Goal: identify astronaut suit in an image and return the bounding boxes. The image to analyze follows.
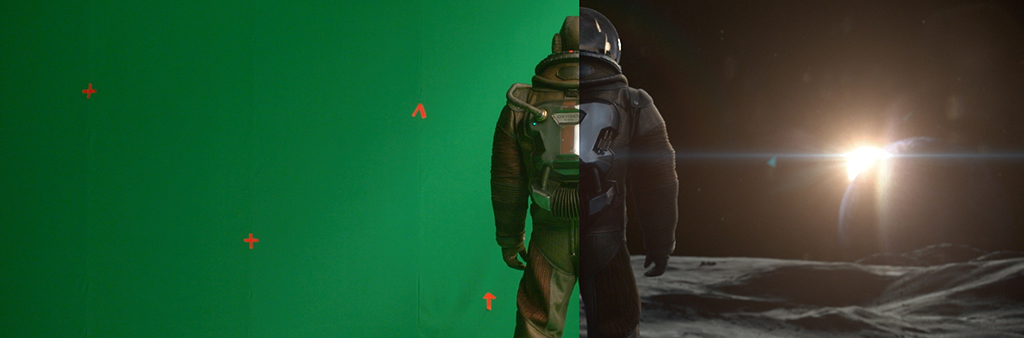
[577,7,679,338]
[491,8,678,338]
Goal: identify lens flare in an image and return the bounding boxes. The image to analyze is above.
[845,147,891,181]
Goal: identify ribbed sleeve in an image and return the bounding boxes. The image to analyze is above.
[627,112,679,259]
[491,107,530,243]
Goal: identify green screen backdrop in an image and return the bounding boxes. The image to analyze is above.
[0,1,579,337]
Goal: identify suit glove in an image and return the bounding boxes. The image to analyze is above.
[497,232,528,270]
[643,255,669,277]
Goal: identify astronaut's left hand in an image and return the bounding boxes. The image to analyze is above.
[643,255,669,277]
[501,245,528,271]
[497,232,528,270]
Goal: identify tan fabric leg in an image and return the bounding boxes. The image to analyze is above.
[513,240,578,338]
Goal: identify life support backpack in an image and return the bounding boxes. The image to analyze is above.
[506,84,580,221]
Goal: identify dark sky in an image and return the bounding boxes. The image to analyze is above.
[580,0,1024,260]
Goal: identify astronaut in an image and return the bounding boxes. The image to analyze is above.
[491,15,580,338]
[578,7,679,338]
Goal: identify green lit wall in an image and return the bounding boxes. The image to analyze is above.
[0,1,579,337]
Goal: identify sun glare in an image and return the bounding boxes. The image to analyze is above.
[845,147,891,181]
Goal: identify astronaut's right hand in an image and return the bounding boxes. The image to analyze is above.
[644,255,669,277]
[496,232,528,270]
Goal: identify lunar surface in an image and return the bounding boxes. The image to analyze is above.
[580,245,1024,337]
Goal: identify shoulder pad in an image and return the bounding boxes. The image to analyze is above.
[628,87,653,108]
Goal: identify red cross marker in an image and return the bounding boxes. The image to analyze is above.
[244,233,259,249]
[82,83,97,98]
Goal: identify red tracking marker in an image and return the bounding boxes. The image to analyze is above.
[412,103,426,118]
[82,83,96,98]
[483,292,496,311]
[244,233,259,249]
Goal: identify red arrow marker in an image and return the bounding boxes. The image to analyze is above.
[412,103,426,118]
[483,292,496,311]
